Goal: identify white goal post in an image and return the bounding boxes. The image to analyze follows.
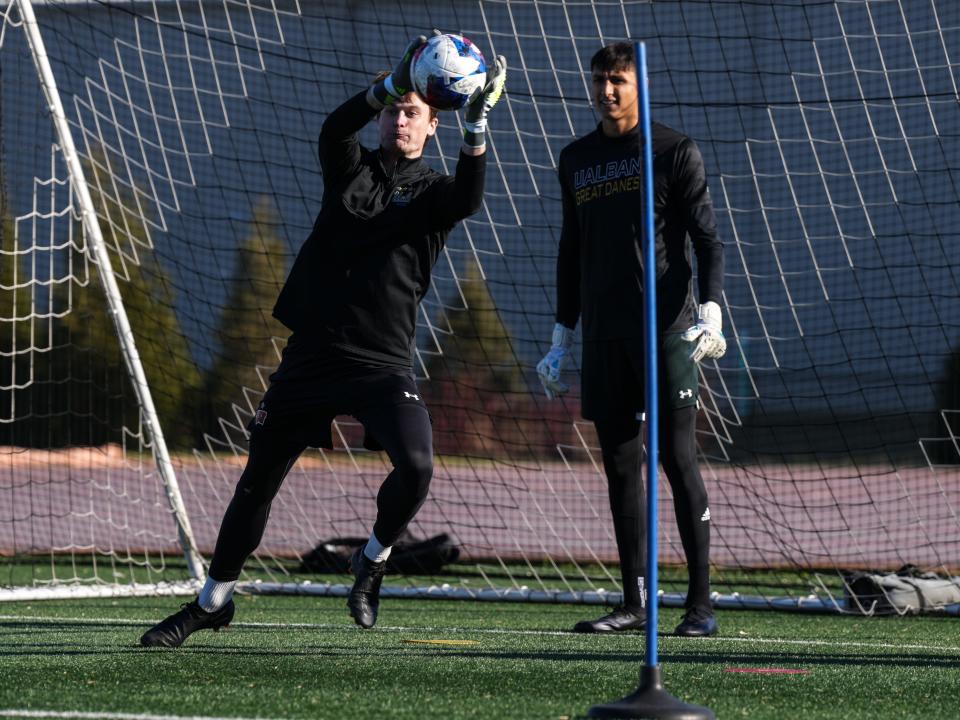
[11,0,204,595]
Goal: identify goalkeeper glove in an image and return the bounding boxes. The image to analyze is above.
[681,300,727,362]
[536,323,574,400]
[462,54,507,148]
[368,34,429,109]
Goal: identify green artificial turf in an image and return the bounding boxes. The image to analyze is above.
[0,595,957,719]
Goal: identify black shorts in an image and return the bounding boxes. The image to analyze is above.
[248,345,426,450]
[581,333,698,421]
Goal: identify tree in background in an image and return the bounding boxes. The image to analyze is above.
[198,198,288,442]
[423,257,568,460]
[43,151,202,449]
[426,256,526,394]
[0,163,25,435]
[0,162,58,447]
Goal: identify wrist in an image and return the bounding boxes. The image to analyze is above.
[368,72,407,110]
[366,85,386,110]
[552,322,574,350]
[368,78,399,108]
[463,117,488,148]
[462,131,485,148]
[384,74,405,99]
[464,116,487,133]
[698,301,722,331]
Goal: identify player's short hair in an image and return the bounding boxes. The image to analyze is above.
[590,42,635,74]
[372,71,439,120]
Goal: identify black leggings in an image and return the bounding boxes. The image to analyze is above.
[208,401,434,581]
[594,404,711,611]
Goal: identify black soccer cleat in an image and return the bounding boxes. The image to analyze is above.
[140,599,235,648]
[573,605,647,633]
[674,606,718,637]
[347,546,387,629]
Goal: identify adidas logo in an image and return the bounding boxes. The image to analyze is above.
[701,508,711,522]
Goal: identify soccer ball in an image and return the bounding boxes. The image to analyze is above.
[411,34,487,111]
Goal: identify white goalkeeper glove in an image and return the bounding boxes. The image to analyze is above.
[536,323,574,400]
[462,54,507,148]
[367,34,428,109]
[681,300,727,362]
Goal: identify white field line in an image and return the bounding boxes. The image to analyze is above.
[1,614,959,655]
[0,711,281,720]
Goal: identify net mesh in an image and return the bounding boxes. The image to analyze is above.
[1,0,958,608]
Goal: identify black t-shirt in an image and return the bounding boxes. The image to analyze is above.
[273,91,487,368]
[555,121,723,340]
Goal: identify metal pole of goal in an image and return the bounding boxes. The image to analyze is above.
[587,41,714,720]
[15,0,206,584]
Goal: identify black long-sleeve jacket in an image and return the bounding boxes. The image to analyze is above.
[555,121,723,340]
[273,91,486,367]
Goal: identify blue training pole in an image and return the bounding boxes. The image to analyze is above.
[636,40,659,670]
[586,41,715,720]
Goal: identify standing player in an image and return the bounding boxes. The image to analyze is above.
[536,42,724,637]
[141,35,507,646]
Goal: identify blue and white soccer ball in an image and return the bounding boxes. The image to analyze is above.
[411,33,487,111]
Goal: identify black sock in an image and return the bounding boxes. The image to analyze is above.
[595,416,647,612]
[661,405,711,611]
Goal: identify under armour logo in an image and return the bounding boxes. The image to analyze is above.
[403,391,420,401]
[679,388,693,399]
[701,508,711,522]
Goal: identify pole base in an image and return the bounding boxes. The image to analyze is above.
[587,665,715,719]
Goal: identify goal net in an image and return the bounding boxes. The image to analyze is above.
[2,0,958,611]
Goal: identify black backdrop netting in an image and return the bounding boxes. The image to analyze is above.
[1,0,959,601]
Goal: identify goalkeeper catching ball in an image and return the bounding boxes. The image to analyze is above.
[140,32,506,646]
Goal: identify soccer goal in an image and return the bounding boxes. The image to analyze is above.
[2,0,958,612]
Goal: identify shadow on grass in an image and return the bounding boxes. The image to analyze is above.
[660,649,960,670]
[2,633,959,672]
